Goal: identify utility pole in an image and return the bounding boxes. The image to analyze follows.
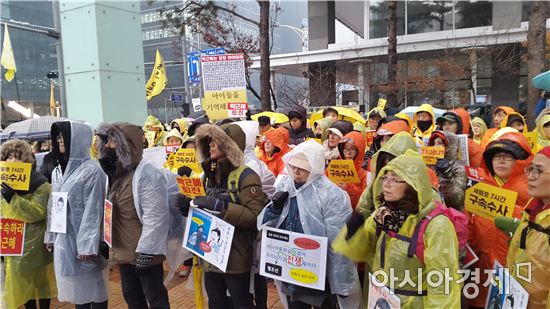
[181,19,192,109]
[51,0,67,117]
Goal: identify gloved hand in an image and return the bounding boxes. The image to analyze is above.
[495,216,521,236]
[193,196,228,213]
[434,158,452,178]
[177,194,192,216]
[1,182,16,203]
[346,211,365,239]
[177,166,193,177]
[364,149,375,161]
[271,191,289,210]
[135,253,155,273]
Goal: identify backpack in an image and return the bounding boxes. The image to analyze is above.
[205,165,256,204]
[379,201,468,266]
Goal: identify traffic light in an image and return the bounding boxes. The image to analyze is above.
[46,71,59,79]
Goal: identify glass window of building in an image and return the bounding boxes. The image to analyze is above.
[407,1,453,34]
[455,1,492,29]
[369,0,405,39]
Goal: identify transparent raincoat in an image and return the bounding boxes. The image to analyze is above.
[45,121,108,304]
[333,150,461,308]
[258,140,361,301]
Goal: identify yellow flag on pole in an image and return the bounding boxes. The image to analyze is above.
[145,49,168,101]
[50,82,56,116]
[1,24,16,82]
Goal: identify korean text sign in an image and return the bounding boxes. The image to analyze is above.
[173,148,202,173]
[103,200,113,247]
[326,159,360,184]
[0,162,32,190]
[176,177,206,198]
[465,182,517,221]
[260,227,328,290]
[182,207,235,272]
[420,146,445,165]
[0,218,26,256]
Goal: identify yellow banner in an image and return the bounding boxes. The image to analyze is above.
[202,89,248,120]
[465,182,517,221]
[145,49,167,101]
[326,159,360,184]
[173,148,203,173]
[420,146,445,165]
[176,177,206,198]
[0,162,32,191]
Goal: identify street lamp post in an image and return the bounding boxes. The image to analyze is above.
[349,59,373,111]
[275,24,308,52]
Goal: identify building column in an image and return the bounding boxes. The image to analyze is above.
[59,1,147,127]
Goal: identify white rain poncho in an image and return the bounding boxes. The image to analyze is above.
[258,140,360,299]
[45,120,108,304]
[234,120,276,197]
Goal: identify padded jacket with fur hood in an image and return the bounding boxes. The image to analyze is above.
[195,124,266,274]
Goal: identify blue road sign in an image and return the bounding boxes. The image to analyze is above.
[170,93,184,103]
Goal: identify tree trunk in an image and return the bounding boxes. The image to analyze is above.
[258,0,272,111]
[387,0,398,108]
[527,1,549,129]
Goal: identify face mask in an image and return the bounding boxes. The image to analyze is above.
[417,120,433,132]
[99,148,118,173]
[105,148,118,161]
[315,133,322,139]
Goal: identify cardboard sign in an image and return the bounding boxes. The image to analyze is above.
[367,273,401,309]
[183,207,235,272]
[326,159,360,184]
[523,131,538,152]
[377,98,387,110]
[165,153,175,169]
[103,200,113,248]
[485,261,529,309]
[420,146,445,165]
[0,162,32,191]
[260,227,328,291]
[173,148,202,173]
[366,130,376,147]
[50,192,68,234]
[145,131,156,148]
[0,218,25,256]
[176,177,206,198]
[164,144,180,154]
[465,182,517,221]
[227,102,248,118]
[457,134,470,166]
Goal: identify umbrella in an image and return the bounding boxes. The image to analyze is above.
[251,111,289,124]
[533,70,550,91]
[399,106,447,121]
[0,116,67,143]
[309,106,366,126]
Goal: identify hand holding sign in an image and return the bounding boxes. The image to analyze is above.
[326,160,360,184]
[0,162,32,191]
[420,146,445,165]
[465,182,517,221]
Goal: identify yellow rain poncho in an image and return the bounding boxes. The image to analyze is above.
[507,198,550,309]
[471,117,488,144]
[170,118,191,136]
[1,180,57,308]
[366,107,387,130]
[411,104,436,145]
[143,115,167,147]
[313,116,335,142]
[163,128,185,147]
[535,114,550,149]
[333,151,461,308]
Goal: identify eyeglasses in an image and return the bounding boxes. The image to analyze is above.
[379,176,407,186]
[343,147,358,153]
[492,154,515,162]
[524,165,550,181]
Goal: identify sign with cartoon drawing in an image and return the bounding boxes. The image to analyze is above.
[182,207,234,272]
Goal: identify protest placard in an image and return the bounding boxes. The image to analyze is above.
[367,273,401,309]
[176,177,206,198]
[182,207,235,272]
[0,161,32,191]
[103,200,113,248]
[457,134,470,166]
[50,192,68,234]
[366,130,376,147]
[523,131,538,152]
[326,159,360,184]
[420,146,445,165]
[485,261,528,309]
[173,148,202,173]
[164,144,180,154]
[0,218,25,256]
[377,98,387,110]
[465,182,517,221]
[260,227,328,290]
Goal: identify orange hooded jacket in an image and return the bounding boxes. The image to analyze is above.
[450,108,483,167]
[339,131,367,209]
[480,106,515,150]
[260,127,290,177]
[467,132,533,308]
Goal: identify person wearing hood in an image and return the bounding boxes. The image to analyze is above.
[467,132,533,308]
[163,128,185,147]
[366,107,387,131]
[170,118,191,136]
[323,120,354,162]
[313,117,335,142]
[471,117,488,144]
[411,104,436,145]
[44,121,108,308]
[333,151,461,308]
[95,122,170,308]
[502,112,527,133]
[362,118,410,171]
[507,146,550,309]
[260,127,290,177]
[287,106,315,146]
[143,115,167,147]
[337,131,367,209]
[480,106,515,149]
[437,109,483,167]
[259,140,360,309]
[535,113,550,150]
[177,123,266,309]
[1,140,57,309]
[427,131,468,211]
